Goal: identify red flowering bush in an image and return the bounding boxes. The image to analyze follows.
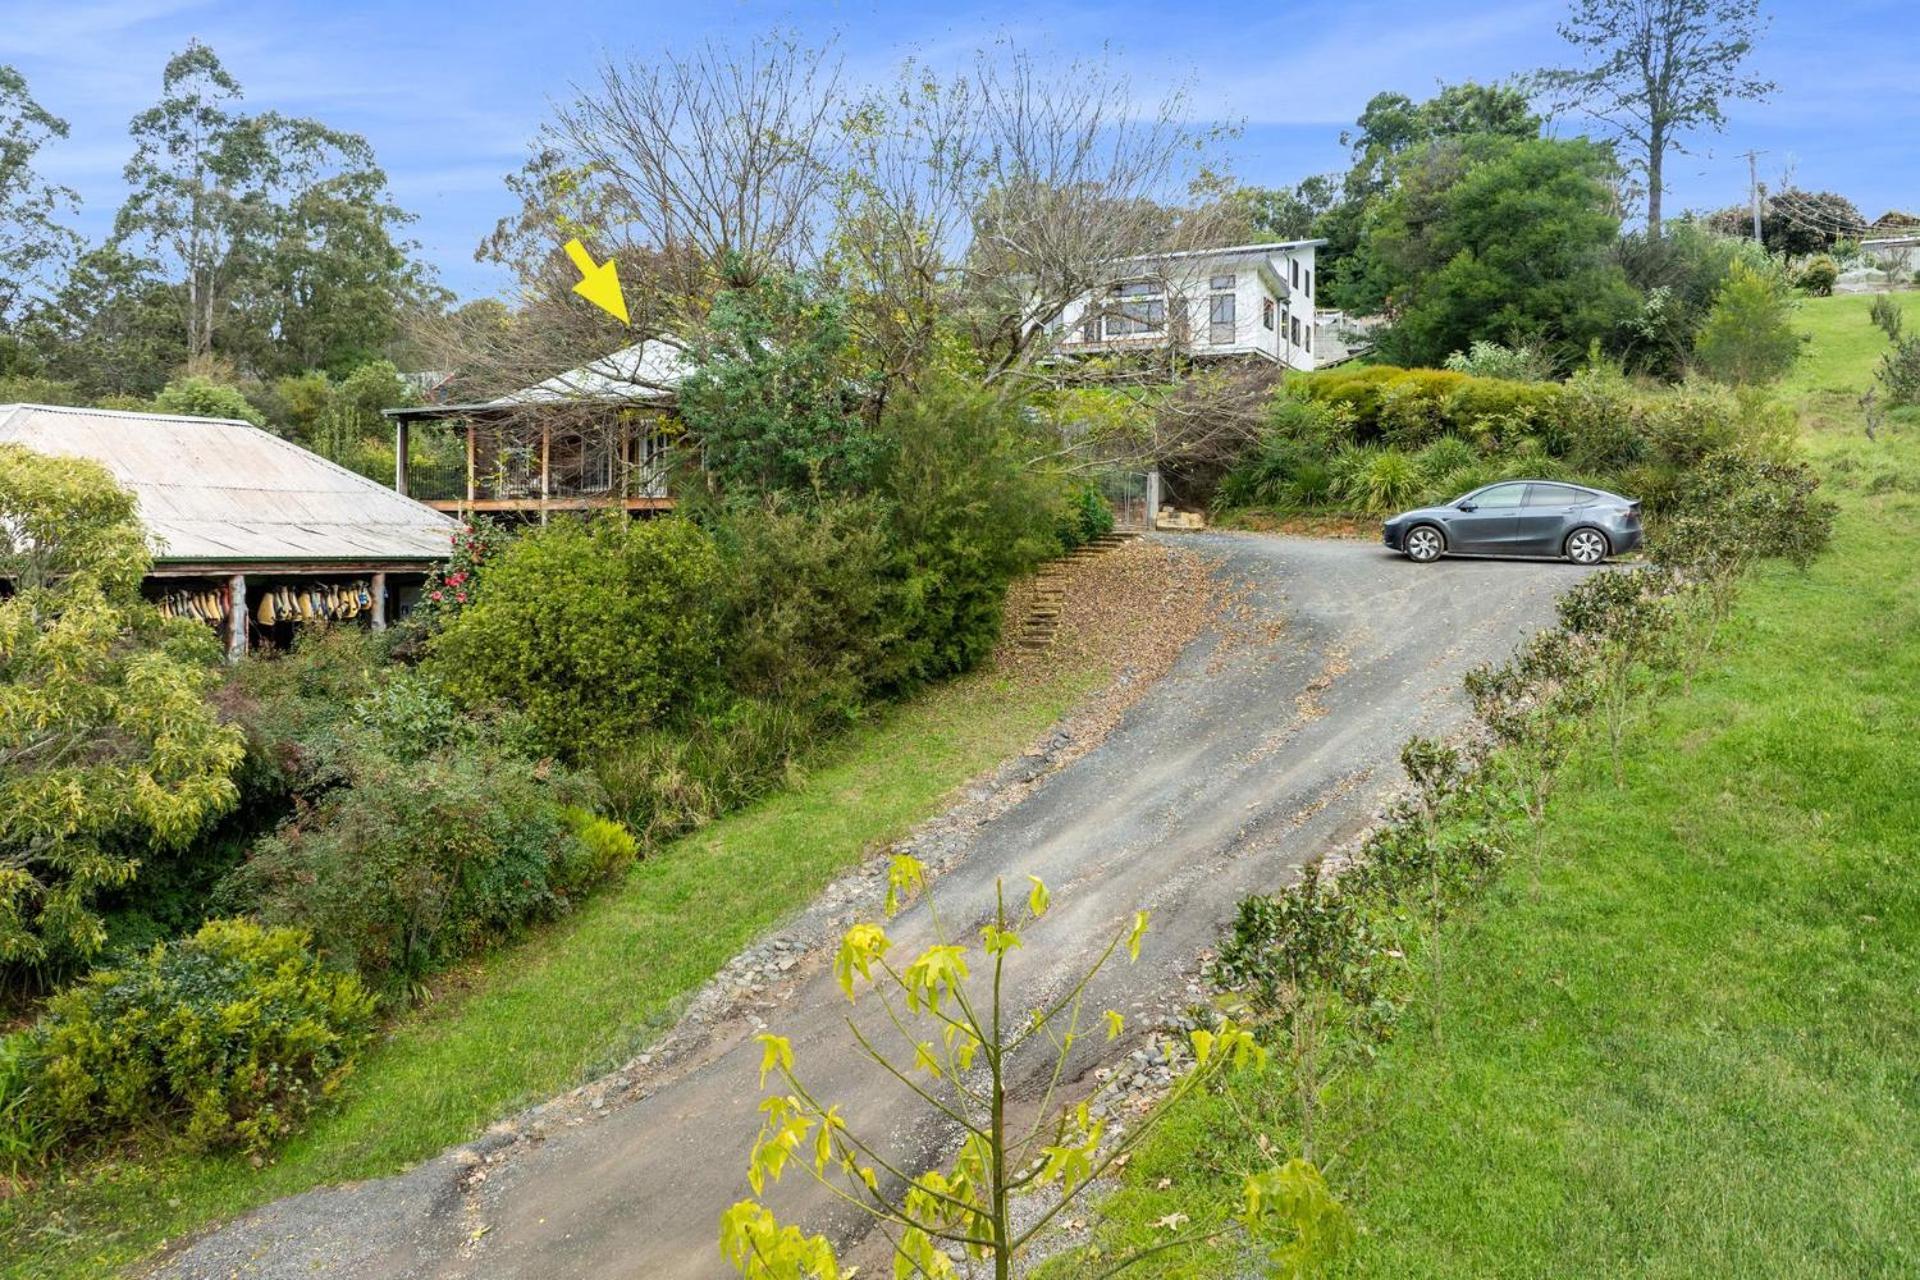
[417,518,502,625]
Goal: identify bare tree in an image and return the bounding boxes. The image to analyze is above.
[959,51,1236,379]
[1541,0,1775,238]
[548,34,843,294]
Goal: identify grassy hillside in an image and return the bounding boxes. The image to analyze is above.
[1049,291,1920,1278]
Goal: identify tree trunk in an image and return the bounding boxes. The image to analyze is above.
[1645,131,1665,239]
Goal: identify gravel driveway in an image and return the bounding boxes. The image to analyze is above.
[148,534,1588,1280]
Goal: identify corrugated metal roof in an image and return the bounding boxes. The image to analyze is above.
[0,403,455,566]
[490,338,691,406]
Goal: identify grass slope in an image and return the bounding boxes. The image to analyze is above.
[1050,292,1920,1278]
[3,662,1101,1279]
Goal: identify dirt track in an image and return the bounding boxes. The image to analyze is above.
[149,533,1590,1280]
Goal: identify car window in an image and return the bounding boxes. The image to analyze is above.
[1524,484,1584,507]
[1470,484,1526,509]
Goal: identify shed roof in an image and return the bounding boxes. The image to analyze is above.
[0,403,454,567]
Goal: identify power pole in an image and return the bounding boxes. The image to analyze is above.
[1743,150,1767,243]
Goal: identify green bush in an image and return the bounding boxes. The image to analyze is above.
[554,806,640,896]
[1794,255,1839,297]
[709,497,896,717]
[427,516,726,755]
[1331,445,1424,515]
[150,376,269,427]
[1694,260,1803,386]
[1056,482,1115,549]
[872,378,1056,689]
[16,919,374,1154]
[1441,339,1558,382]
[1877,336,1920,409]
[1414,436,1480,488]
[221,744,603,991]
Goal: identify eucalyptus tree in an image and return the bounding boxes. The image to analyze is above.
[0,65,80,334]
[114,40,422,373]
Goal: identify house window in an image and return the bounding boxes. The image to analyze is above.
[1262,297,1275,330]
[1104,280,1165,338]
[1081,310,1098,344]
[1304,268,1312,297]
[1290,258,1300,289]
[1291,316,1302,347]
[1208,275,1236,344]
[1305,323,1312,354]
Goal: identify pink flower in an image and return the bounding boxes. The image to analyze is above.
[430,590,444,602]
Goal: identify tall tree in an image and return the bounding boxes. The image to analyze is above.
[1350,135,1640,365]
[22,243,185,396]
[0,65,80,335]
[1317,81,1542,305]
[114,40,423,373]
[1543,0,1775,237]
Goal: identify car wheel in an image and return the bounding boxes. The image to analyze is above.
[1405,525,1445,563]
[1565,527,1609,565]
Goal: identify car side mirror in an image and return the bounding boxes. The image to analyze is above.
[1456,501,1477,512]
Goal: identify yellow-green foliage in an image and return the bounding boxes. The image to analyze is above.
[1301,365,1559,443]
[0,446,245,971]
[555,806,640,893]
[20,919,375,1154]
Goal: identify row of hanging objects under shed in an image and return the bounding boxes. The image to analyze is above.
[155,585,232,625]
[254,580,376,626]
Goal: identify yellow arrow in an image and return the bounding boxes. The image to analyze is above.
[563,238,630,325]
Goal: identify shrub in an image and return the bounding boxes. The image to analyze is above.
[150,376,268,427]
[872,378,1056,688]
[221,744,602,990]
[1794,255,1839,296]
[1442,339,1557,381]
[1332,445,1423,515]
[709,497,896,717]
[16,919,374,1154]
[1551,364,1658,475]
[1869,294,1904,341]
[1,446,244,979]
[427,516,726,755]
[1877,336,1920,409]
[554,806,640,896]
[1057,482,1115,548]
[1415,436,1480,488]
[1694,260,1802,386]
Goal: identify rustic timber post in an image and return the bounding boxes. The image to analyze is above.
[394,419,409,495]
[1145,468,1162,531]
[226,573,248,663]
[539,423,551,525]
[465,423,477,506]
[370,571,388,631]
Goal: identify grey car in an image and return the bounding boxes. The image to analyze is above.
[1382,480,1642,565]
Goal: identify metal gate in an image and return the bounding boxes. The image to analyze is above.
[1098,469,1152,530]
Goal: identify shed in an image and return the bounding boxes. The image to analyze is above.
[0,403,455,658]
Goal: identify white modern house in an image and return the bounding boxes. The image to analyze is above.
[1051,239,1325,370]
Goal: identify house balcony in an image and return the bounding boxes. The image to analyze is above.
[391,412,676,518]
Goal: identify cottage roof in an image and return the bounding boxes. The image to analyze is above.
[384,339,693,420]
[0,403,454,567]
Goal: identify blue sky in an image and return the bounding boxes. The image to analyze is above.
[6,0,1916,300]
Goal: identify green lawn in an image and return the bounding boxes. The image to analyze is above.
[3,659,1104,1279]
[1049,292,1920,1278]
